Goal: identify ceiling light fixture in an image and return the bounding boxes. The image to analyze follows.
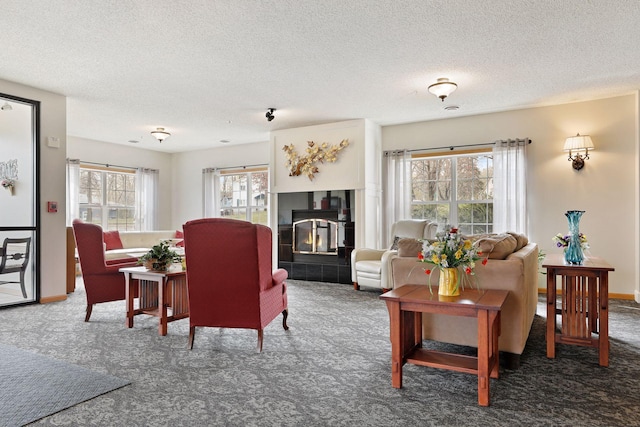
[266,108,276,122]
[150,127,171,143]
[1,102,13,111]
[428,78,458,102]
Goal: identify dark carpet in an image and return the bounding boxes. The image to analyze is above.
[0,279,638,426]
[0,342,129,427]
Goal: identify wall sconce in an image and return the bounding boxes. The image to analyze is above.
[428,78,457,102]
[564,133,594,170]
[150,127,171,143]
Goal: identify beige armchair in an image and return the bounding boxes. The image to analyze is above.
[351,219,437,291]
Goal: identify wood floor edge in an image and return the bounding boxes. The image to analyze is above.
[40,294,68,304]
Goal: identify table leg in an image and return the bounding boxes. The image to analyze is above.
[125,273,134,328]
[490,310,500,379]
[477,309,490,407]
[599,272,609,367]
[546,268,556,358]
[385,300,403,389]
[159,277,168,336]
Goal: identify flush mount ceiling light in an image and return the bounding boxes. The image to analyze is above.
[150,127,171,143]
[1,102,12,111]
[266,108,276,122]
[428,78,458,102]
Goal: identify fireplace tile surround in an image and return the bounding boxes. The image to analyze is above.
[277,190,354,284]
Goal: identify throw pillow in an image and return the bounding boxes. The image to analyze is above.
[397,238,423,257]
[474,234,518,260]
[175,230,184,247]
[506,231,528,251]
[103,230,123,251]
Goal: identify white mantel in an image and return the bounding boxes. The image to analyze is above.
[269,119,383,264]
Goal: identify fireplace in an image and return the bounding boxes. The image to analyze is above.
[277,190,355,284]
[293,218,338,255]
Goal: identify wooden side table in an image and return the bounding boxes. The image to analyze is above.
[380,285,508,407]
[120,266,189,336]
[542,254,614,367]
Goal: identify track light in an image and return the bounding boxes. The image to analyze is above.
[266,108,276,122]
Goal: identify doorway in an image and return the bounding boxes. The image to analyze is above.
[0,93,39,306]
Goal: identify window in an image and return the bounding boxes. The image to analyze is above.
[78,166,137,231]
[410,152,493,235]
[218,168,269,225]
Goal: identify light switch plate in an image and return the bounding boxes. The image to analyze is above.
[47,136,60,148]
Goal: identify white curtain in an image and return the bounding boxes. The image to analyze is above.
[493,139,528,234]
[135,168,159,231]
[202,168,220,217]
[65,158,80,225]
[382,150,411,247]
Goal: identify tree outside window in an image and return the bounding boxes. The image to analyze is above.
[219,170,268,225]
[78,167,136,230]
[411,153,493,235]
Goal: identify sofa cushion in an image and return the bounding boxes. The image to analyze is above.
[474,234,518,260]
[397,238,423,257]
[103,231,123,251]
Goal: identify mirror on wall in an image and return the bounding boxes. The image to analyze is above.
[0,93,39,307]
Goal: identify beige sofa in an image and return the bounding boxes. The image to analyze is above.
[103,230,180,260]
[388,233,539,368]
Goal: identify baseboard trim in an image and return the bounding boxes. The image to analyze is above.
[40,294,67,304]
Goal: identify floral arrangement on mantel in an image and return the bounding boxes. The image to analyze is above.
[417,227,488,295]
[282,138,349,180]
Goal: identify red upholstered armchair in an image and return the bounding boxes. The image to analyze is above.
[183,218,289,352]
[72,219,139,322]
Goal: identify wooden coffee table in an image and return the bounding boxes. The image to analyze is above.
[380,285,508,406]
[120,266,189,336]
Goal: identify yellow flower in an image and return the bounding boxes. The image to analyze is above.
[431,254,439,264]
[463,240,472,250]
[440,254,447,261]
[455,249,463,260]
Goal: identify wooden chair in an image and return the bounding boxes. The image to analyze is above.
[0,237,31,298]
[183,218,289,352]
[72,219,139,321]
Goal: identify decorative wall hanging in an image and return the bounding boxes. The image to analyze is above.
[0,159,18,196]
[282,139,349,180]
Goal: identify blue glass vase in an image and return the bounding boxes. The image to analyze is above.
[564,210,585,265]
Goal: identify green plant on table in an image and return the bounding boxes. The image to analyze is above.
[138,241,182,271]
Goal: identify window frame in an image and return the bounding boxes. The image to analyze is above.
[410,149,494,234]
[217,167,269,225]
[78,164,138,231]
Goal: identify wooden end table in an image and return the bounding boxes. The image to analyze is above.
[380,285,508,407]
[542,254,614,367]
[120,266,189,336]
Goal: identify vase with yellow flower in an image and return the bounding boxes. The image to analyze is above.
[417,227,488,296]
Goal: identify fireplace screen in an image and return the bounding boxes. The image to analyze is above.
[293,219,338,255]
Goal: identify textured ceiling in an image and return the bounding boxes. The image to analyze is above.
[1,1,640,153]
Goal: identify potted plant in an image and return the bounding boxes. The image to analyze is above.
[138,241,182,272]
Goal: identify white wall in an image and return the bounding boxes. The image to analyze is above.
[382,94,639,297]
[0,78,67,301]
[67,137,174,229]
[171,141,270,229]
